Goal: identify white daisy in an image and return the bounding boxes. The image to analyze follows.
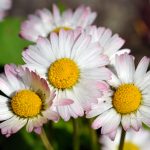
[101,128,150,150]
[0,0,11,20]
[0,64,59,137]
[84,26,130,64]
[22,29,111,121]
[87,53,150,139]
[20,4,97,42]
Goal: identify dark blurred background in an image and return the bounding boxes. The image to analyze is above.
[0,0,149,149]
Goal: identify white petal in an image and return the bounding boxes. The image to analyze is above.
[134,56,150,85]
[0,74,15,96]
[130,113,141,131]
[57,105,70,121]
[37,37,56,61]
[92,108,116,130]
[121,114,131,130]
[139,105,150,118]
[115,53,135,83]
[110,49,131,65]
[86,103,112,118]
[52,4,61,25]
[107,71,121,88]
[42,110,59,122]
[101,111,121,134]
[4,65,24,91]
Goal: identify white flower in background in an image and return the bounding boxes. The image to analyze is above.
[84,26,130,64]
[87,53,150,139]
[101,128,150,150]
[0,65,59,137]
[20,4,97,42]
[22,29,111,121]
[0,0,11,20]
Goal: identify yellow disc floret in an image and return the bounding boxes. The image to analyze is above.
[48,58,80,89]
[123,141,140,150]
[11,90,42,117]
[52,26,72,34]
[113,84,141,114]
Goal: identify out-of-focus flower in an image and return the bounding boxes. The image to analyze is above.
[84,26,130,64]
[22,29,111,121]
[0,65,59,137]
[20,4,97,42]
[101,128,150,150]
[87,53,150,139]
[0,0,11,21]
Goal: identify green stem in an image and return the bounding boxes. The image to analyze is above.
[118,127,126,150]
[73,119,80,150]
[89,119,99,150]
[40,127,54,150]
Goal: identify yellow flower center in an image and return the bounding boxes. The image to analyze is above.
[11,90,42,117]
[113,84,141,114]
[123,141,140,150]
[52,26,72,34]
[48,58,80,89]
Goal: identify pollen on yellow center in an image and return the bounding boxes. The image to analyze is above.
[122,141,140,150]
[11,90,42,117]
[48,58,80,89]
[113,84,141,114]
[52,26,72,34]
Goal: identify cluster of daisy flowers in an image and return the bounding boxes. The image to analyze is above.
[0,3,150,150]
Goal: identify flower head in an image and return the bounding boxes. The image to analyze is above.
[20,4,97,42]
[0,64,59,137]
[87,53,150,139]
[0,0,11,20]
[22,29,111,121]
[101,128,150,150]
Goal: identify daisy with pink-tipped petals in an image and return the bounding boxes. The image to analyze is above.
[22,29,111,121]
[0,0,11,20]
[0,64,59,137]
[87,53,150,139]
[20,4,97,42]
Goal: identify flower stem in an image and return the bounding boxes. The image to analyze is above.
[119,127,126,150]
[40,127,54,150]
[89,119,99,150]
[73,119,80,150]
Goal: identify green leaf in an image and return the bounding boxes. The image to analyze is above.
[0,17,31,65]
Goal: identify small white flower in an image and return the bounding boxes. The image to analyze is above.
[0,0,11,20]
[0,64,59,137]
[101,128,150,150]
[87,53,150,139]
[20,4,97,42]
[84,26,130,64]
[22,29,111,121]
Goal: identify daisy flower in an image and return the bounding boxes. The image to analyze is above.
[101,128,150,150]
[84,26,130,64]
[0,0,11,21]
[87,53,150,139]
[20,4,97,42]
[22,29,111,121]
[0,64,59,137]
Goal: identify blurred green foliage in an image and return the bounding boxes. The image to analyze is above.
[0,118,99,150]
[0,17,31,65]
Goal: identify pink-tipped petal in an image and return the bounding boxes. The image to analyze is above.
[34,127,42,134]
[54,99,74,106]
